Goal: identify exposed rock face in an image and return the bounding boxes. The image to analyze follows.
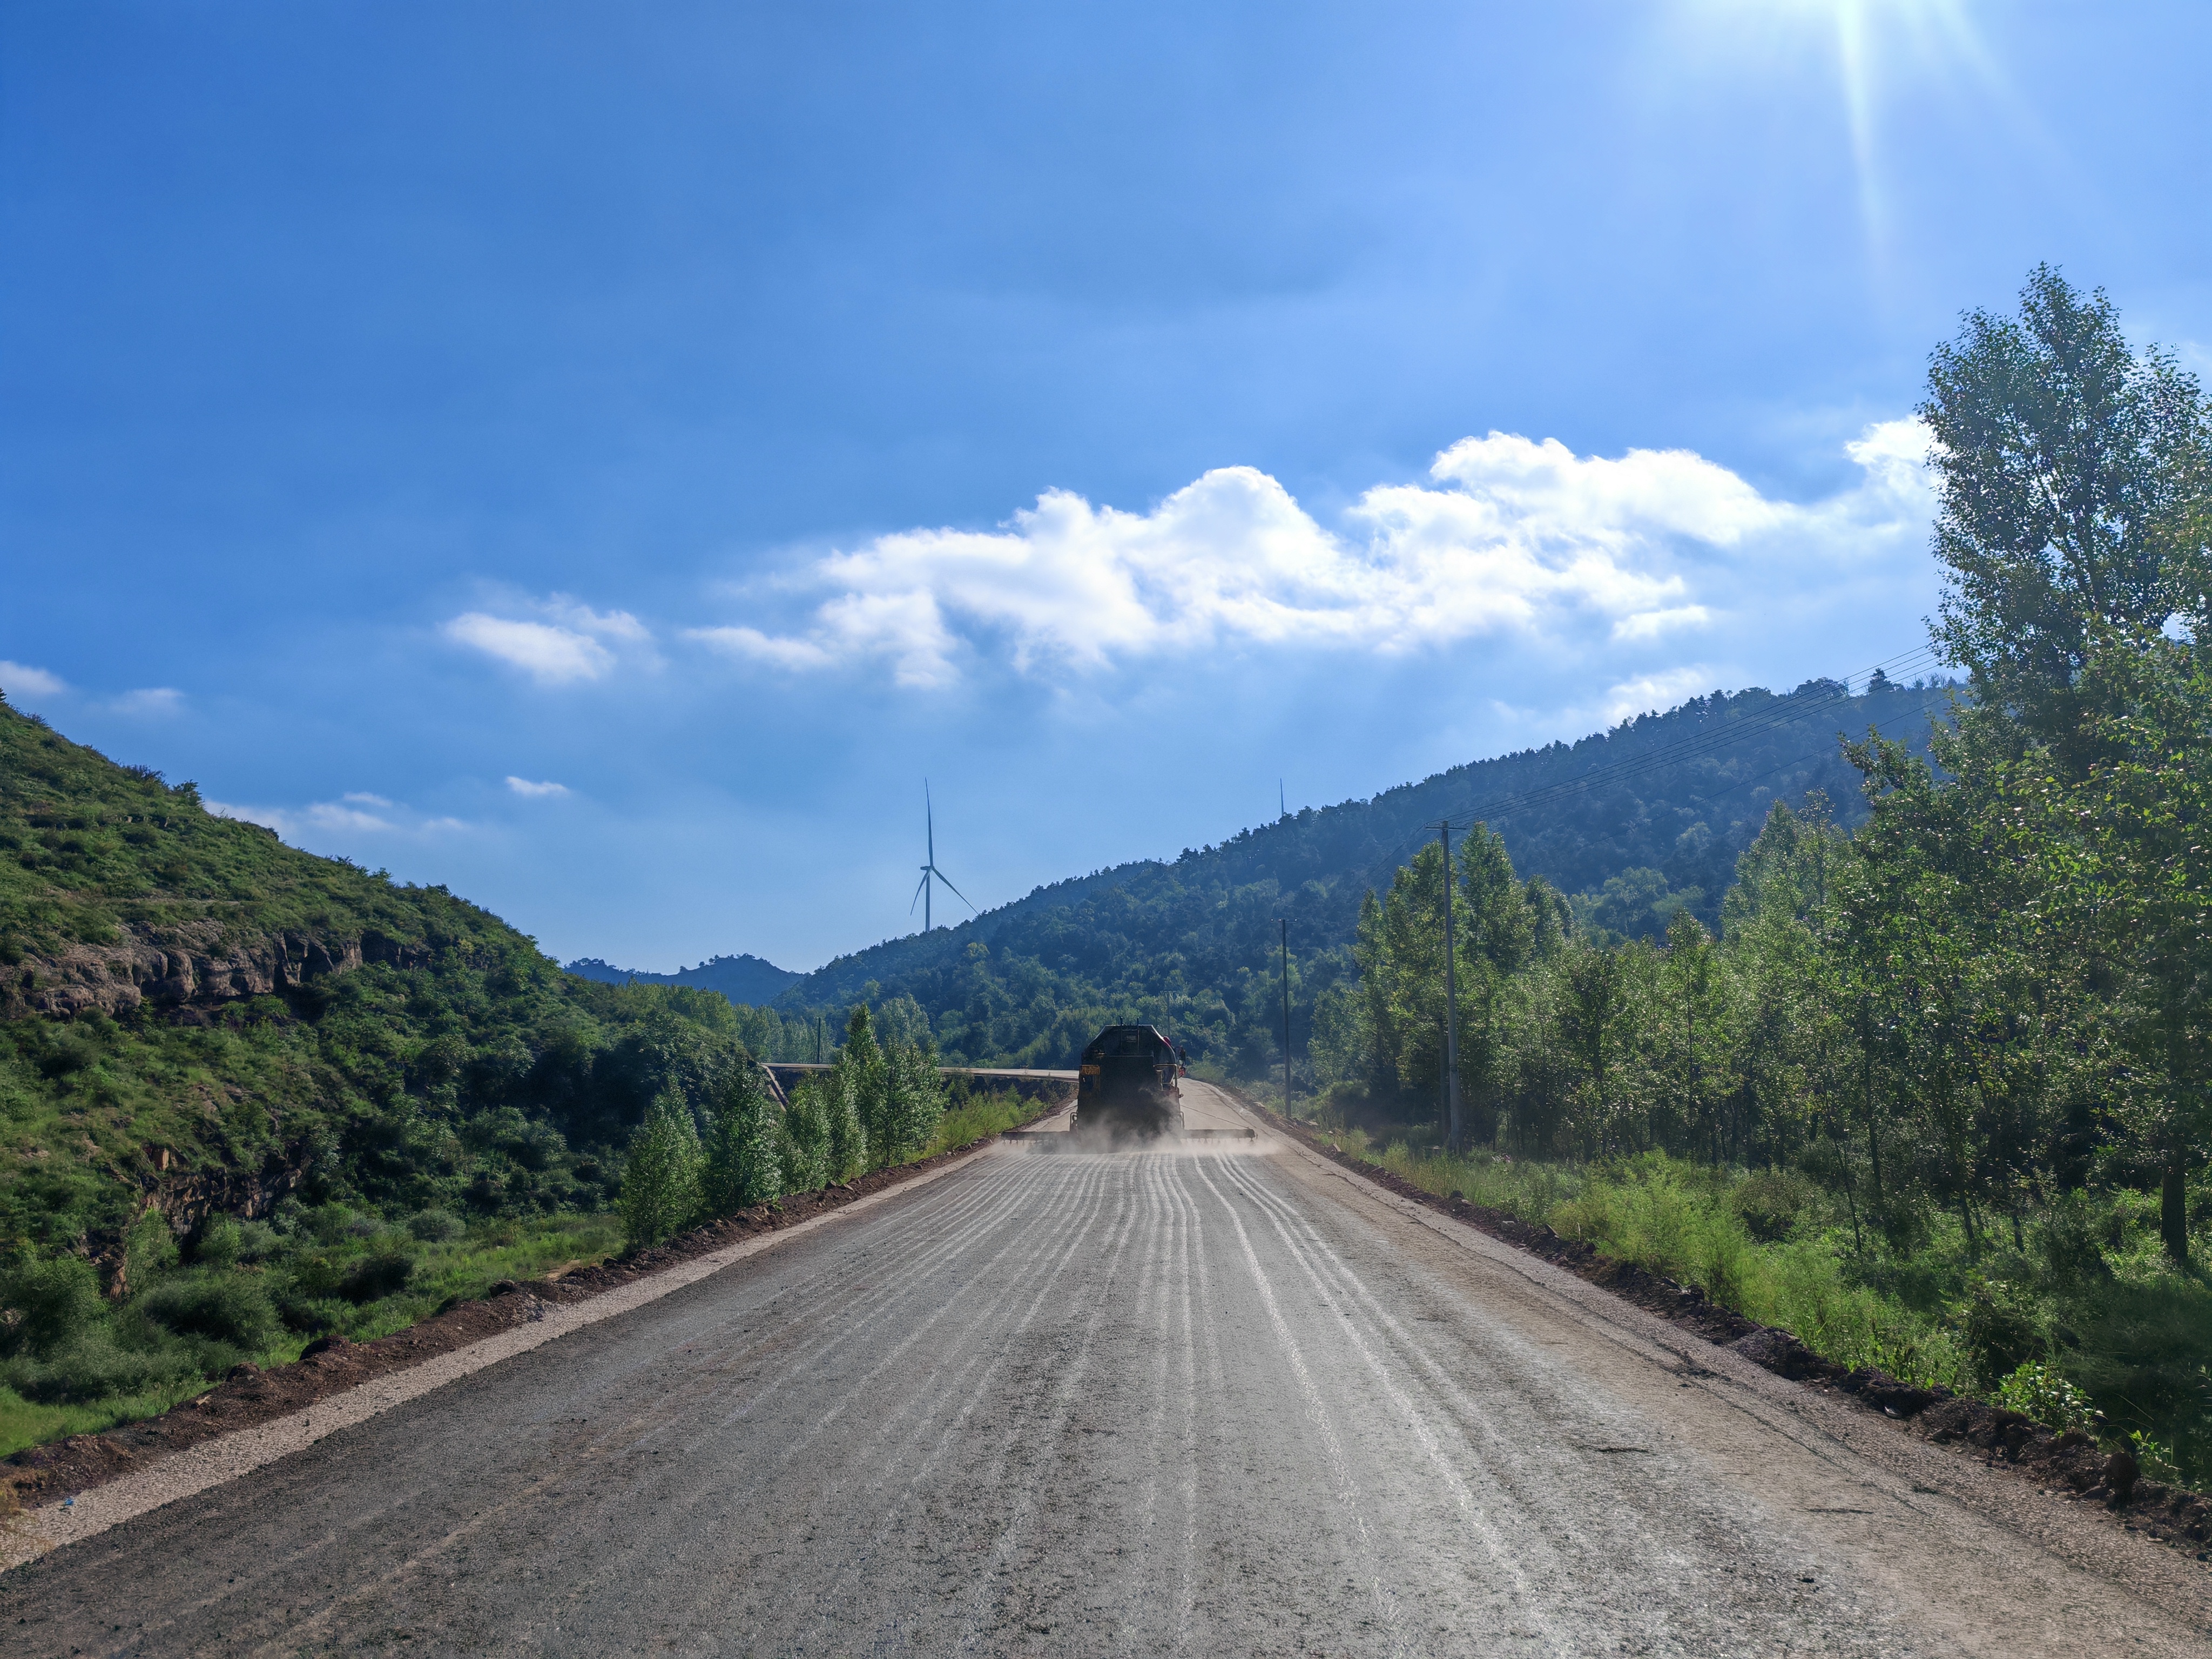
[3,923,430,1020]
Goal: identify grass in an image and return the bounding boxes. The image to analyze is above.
[1309,1128,2212,1485]
[927,1085,1053,1156]
[0,1088,1058,1464]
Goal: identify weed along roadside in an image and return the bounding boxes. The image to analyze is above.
[0,1083,1067,1525]
[1223,1086,2212,1563]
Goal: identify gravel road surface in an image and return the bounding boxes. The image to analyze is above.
[5,1082,2207,1656]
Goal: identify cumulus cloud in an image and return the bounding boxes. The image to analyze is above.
[0,661,66,699]
[697,421,1933,686]
[444,597,653,685]
[1601,666,1721,724]
[506,776,570,798]
[107,687,184,717]
[206,794,469,841]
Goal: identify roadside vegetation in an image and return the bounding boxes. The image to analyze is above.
[0,706,1051,1457]
[1298,268,2212,1489]
[0,1006,1043,1459]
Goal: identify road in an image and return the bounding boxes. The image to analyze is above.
[5,1082,2207,1656]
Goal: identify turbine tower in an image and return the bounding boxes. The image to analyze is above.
[910,780,976,933]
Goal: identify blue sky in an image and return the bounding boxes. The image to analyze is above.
[5,1,2208,972]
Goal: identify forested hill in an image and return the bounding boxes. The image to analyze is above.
[566,952,799,1005]
[768,674,1953,1069]
[0,697,767,1262]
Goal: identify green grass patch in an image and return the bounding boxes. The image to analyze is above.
[1312,1133,2212,1483]
[927,1085,1047,1155]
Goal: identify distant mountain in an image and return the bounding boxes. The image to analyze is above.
[758,676,1956,1072]
[567,952,801,1006]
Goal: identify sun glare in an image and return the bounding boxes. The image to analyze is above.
[1681,0,2005,258]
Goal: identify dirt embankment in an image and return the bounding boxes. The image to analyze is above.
[1244,1097,2212,1564]
[3,1101,1068,1512]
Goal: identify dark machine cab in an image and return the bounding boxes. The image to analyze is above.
[1075,1024,1186,1138]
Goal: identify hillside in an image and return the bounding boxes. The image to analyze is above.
[763,675,1955,1071]
[0,695,754,1273]
[566,952,800,1005]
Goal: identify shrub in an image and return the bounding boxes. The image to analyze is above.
[3,1330,199,1404]
[406,1209,465,1243]
[1961,1276,2045,1387]
[619,1094,704,1250]
[122,1208,179,1287]
[336,1249,415,1304]
[1732,1169,1814,1243]
[1995,1361,2099,1434]
[0,1251,103,1358]
[137,1271,280,1350]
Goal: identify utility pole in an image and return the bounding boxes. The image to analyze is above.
[1439,821,1462,1151]
[1280,918,1292,1117]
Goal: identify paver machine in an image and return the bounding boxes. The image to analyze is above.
[1075,1024,1187,1139]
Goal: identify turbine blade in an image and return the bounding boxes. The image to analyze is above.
[934,868,979,913]
[909,869,929,915]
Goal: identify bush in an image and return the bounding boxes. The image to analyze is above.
[619,1094,703,1250]
[1961,1276,2045,1386]
[3,1330,200,1404]
[1996,1361,2100,1434]
[137,1271,279,1351]
[122,1208,179,1287]
[337,1249,415,1304]
[406,1209,465,1243]
[1733,1170,1814,1243]
[0,1252,104,1358]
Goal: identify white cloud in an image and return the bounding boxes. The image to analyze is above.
[506,776,571,798]
[703,422,1934,686]
[0,661,66,699]
[107,687,184,717]
[206,793,471,841]
[204,800,298,837]
[686,625,837,671]
[444,597,654,685]
[1601,666,1718,724]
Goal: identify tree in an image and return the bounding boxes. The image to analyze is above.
[834,1006,891,1171]
[1560,942,1628,1156]
[877,1037,947,1166]
[619,1092,704,1250]
[1923,265,2211,754]
[780,1078,832,1192]
[2026,633,2212,1262]
[1459,824,1534,1142]
[700,1064,784,1215]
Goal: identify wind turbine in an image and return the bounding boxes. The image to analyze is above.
[910,781,976,933]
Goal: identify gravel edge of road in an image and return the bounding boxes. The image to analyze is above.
[1222,1088,2212,1574]
[0,1095,1073,1525]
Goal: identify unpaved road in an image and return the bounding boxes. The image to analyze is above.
[6,1083,2207,1656]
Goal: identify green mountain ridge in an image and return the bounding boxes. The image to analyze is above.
[765,676,1953,1073]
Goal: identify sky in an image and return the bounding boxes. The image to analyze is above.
[4,1,2209,973]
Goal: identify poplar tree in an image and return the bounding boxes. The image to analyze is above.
[701,1064,784,1215]
[619,1093,704,1249]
